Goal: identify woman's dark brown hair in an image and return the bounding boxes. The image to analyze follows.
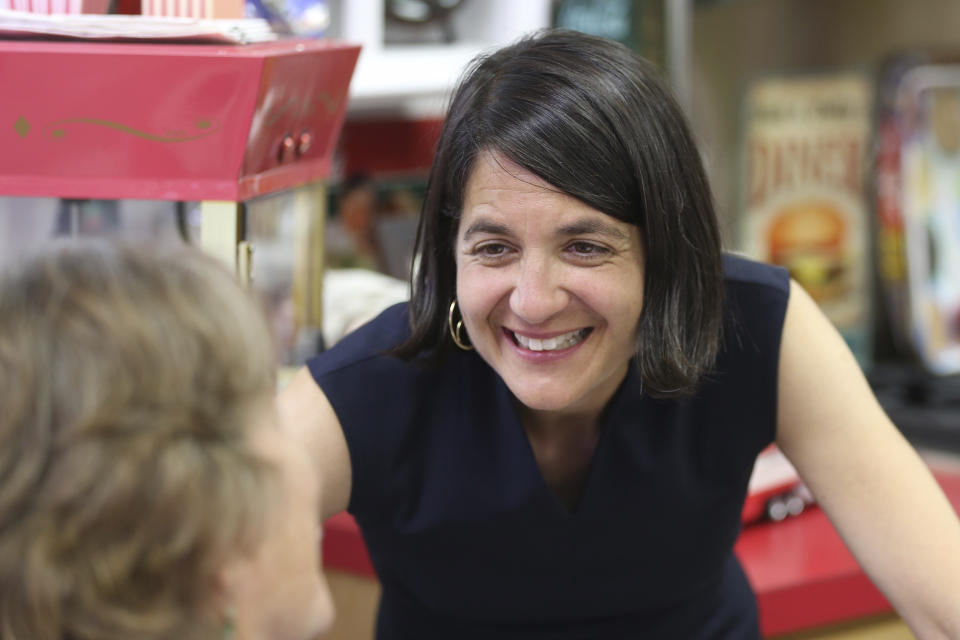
[393,28,724,397]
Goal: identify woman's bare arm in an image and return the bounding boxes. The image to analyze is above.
[776,280,960,639]
[276,366,352,521]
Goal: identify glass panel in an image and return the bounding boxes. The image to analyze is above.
[245,185,326,367]
[0,196,187,270]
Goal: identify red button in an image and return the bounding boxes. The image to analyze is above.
[278,134,296,163]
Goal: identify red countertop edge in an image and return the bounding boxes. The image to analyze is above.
[735,502,893,636]
[321,470,960,636]
[322,512,376,577]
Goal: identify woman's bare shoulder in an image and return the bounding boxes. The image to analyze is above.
[276,367,352,520]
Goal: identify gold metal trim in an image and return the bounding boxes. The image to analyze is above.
[45,118,220,143]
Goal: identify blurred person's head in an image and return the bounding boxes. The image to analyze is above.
[0,240,332,640]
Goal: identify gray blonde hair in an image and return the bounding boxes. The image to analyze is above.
[0,240,278,640]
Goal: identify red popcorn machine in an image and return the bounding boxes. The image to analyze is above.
[0,35,360,368]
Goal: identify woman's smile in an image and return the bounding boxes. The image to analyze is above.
[507,327,592,352]
[503,327,594,366]
[456,152,646,418]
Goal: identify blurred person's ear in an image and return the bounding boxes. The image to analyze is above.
[216,421,335,640]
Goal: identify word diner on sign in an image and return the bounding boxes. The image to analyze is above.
[746,137,863,210]
[746,88,868,209]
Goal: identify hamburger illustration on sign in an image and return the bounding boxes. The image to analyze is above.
[767,200,848,302]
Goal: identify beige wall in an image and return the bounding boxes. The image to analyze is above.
[690,0,960,246]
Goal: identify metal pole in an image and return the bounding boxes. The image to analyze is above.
[665,0,693,116]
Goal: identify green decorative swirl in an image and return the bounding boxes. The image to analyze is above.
[45,118,220,143]
[316,92,340,114]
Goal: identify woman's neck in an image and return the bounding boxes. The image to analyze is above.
[518,404,603,512]
[519,403,602,439]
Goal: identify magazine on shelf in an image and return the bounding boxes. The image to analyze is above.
[0,9,276,43]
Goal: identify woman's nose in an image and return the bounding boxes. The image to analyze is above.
[509,257,568,325]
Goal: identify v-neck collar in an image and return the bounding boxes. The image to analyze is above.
[493,361,644,519]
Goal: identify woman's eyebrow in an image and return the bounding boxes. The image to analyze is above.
[557,219,628,240]
[462,217,628,240]
[462,220,511,239]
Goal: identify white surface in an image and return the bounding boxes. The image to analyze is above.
[322,268,409,347]
[748,446,801,494]
[334,0,552,115]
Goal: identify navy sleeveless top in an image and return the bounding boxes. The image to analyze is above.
[308,254,790,639]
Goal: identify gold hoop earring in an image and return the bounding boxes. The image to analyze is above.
[448,300,474,351]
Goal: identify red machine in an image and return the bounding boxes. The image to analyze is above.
[0,37,359,202]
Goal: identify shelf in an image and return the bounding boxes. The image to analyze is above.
[348,42,491,115]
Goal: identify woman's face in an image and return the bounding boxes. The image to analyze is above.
[221,404,334,640]
[455,153,645,418]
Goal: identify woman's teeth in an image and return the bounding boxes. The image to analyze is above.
[513,329,588,352]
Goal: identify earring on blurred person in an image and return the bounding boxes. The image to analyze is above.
[222,607,236,640]
[448,300,474,351]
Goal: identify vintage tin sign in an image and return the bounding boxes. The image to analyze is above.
[741,73,874,366]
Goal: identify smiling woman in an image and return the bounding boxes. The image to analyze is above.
[279,28,960,640]
[391,28,724,397]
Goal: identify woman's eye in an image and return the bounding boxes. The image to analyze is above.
[480,244,508,256]
[568,242,609,257]
[471,243,513,262]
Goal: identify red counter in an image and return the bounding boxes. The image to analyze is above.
[737,469,960,636]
